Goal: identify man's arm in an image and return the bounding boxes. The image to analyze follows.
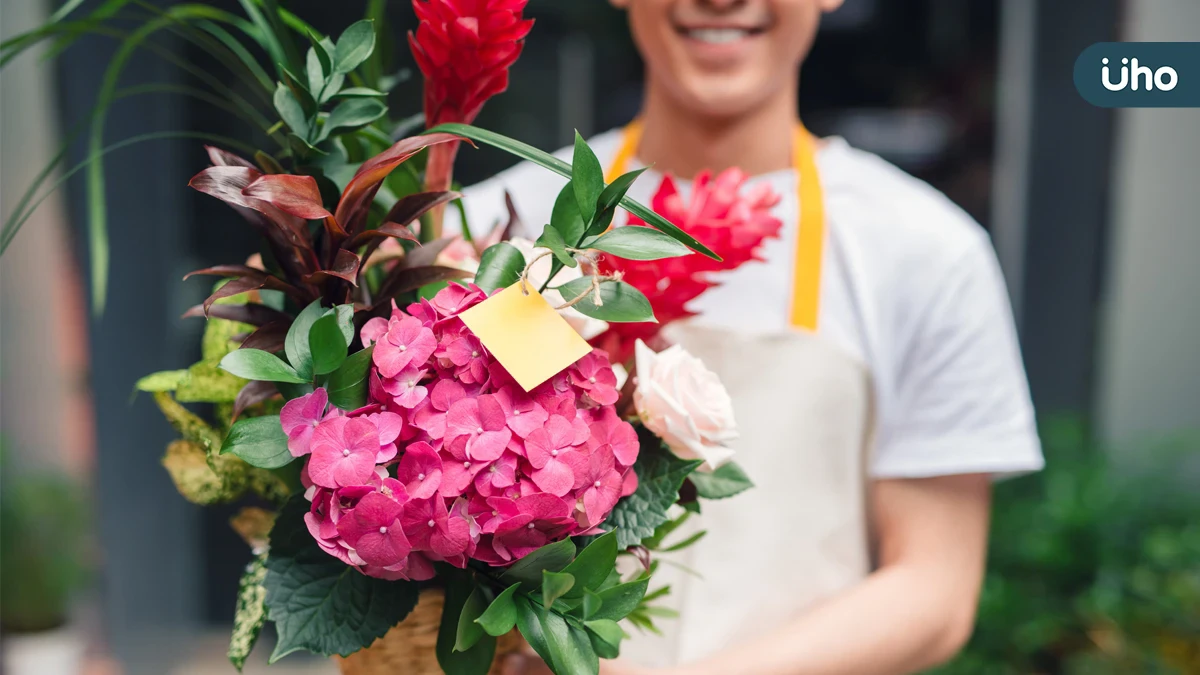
[664,474,991,675]
[504,474,992,675]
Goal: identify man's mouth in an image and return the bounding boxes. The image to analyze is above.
[675,25,767,45]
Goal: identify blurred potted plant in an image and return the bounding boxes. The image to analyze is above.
[0,449,91,675]
[933,418,1200,674]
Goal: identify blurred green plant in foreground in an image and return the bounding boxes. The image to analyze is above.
[0,445,91,634]
[934,418,1200,674]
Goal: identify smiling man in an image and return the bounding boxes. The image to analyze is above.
[458,1,1045,674]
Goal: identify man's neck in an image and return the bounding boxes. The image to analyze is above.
[635,78,800,179]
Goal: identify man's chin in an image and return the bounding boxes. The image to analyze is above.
[671,75,775,120]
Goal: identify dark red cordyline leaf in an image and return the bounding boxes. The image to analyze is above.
[402,236,456,269]
[190,167,320,281]
[201,276,269,315]
[181,302,290,326]
[386,190,460,229]
[242,174,335,222]
[190,166,262,210]
[303,249,361,286]
[239,319,290,353]
[205,145,257,169]
[189,266,310,313]
[375,264,471,307]
[350,222,419,272]
[183,264,264,280]
[476,190,522,255]
[334,133,463,237]
[231,380,281,421]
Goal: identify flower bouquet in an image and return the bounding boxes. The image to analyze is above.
[0,0,757,672]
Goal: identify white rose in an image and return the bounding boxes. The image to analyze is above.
[508,237,609,340]
[633,339,737,470]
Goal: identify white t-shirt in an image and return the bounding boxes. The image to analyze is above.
[452,128,1043,479]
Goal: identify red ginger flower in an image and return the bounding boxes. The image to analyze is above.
[409,0,533,237]
[408,0,534,127]
[597,168,783,362]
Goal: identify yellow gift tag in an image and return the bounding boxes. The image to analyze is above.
[459,283,592,392]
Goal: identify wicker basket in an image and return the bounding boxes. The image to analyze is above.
[336,589,526,675]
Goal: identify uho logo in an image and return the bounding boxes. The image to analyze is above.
[1075,43,1198,108]
[1101,57,1178,92]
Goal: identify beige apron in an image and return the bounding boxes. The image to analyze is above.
[606,124,876,666]
[622,324,874,666]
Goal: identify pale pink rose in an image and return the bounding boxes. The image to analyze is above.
[633,339,737,470]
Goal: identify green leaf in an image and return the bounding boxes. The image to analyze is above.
[438,569,496,675]
[326,346,374,411]
[333,19,375,74]
[501,537,577,591]
[572,131,604,224]
[590,226,692,261]
[319,98,387,142]
[550,182,586,247]
[221,415,292,469]
[583,619,623,660]
[275,381,314,402]
[285,300,325,381]
[536,223,576,268]
[689,461,755,500]
[662,530,707,553]
[282,66,315,113]
[587,168,646,236]
[554,278,655,323]
[642,511,691,551]
[514,596,553,666]
[334,86,387,98]
[425,124,719,261]
[287,132,326,159]
[264,496,420,661]
[320,72,346,105]
[274,82,309,139]
[305,46,326,101]
[228,553,268,671]
[136,370,188,393]
[474,242,526,293]
[603,436,704,548]
[542,571,575,608]
[308,313,348,376]
[454,585,489,653]
[332,305,355,345]
[581,590,602,621]
[475,583,520,637]
[591,579,650,622]
[641,585,671,604]
[541,610,598,675]
[219,350,307,384]
[560,531,619,598]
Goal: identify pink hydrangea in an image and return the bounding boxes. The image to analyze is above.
[280,388,338,457]
[297,283,639,580]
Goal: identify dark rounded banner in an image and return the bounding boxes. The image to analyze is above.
[1075,42,1198,108]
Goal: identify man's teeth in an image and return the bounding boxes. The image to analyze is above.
[687,28,751,44]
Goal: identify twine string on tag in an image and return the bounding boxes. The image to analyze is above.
[517,247,621,309]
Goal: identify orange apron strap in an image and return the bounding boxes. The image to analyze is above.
[788,127,824,332]
[604,122,825,332]
[605,119,642,183]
